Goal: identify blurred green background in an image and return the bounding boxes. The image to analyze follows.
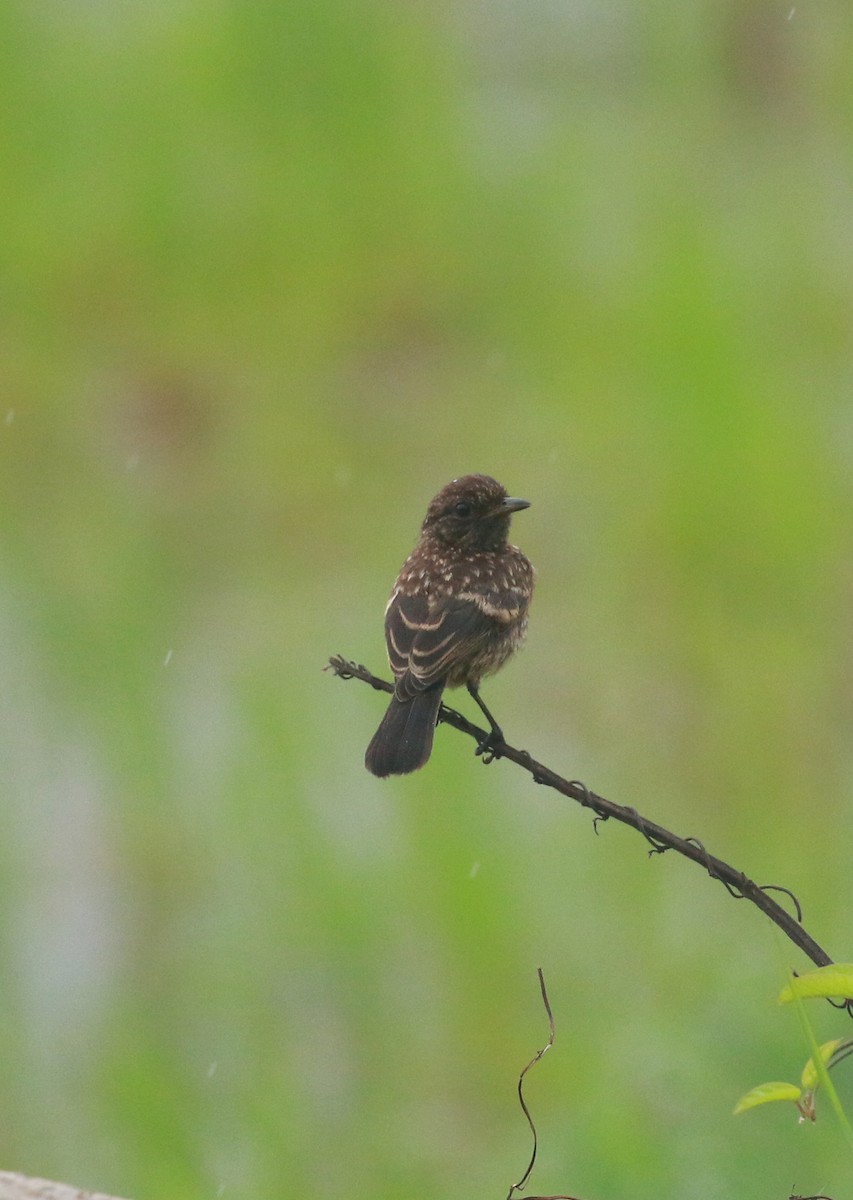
[2,2,853,1197]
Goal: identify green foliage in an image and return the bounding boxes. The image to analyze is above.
[733,1080,805,1116]
[779,966,853,1005]
[734,1040,851,1124]
[801,1040,846,1091]
[785,967,853,1153]
[736,960,853,1144]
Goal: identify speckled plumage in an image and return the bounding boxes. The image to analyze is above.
[365,474,534,777]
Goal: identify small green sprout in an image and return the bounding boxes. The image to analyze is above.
[734,1039,853,1123]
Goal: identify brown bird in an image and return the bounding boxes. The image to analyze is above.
[365,474,534,777]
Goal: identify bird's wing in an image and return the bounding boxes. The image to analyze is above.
[385,590,493,699]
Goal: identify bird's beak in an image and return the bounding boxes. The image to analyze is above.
[500,496,531,513]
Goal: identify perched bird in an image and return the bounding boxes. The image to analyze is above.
[365,474,534,777]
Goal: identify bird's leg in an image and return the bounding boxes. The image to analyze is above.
[467,683,505,762]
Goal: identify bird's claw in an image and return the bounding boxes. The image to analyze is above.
[475,728,505,764]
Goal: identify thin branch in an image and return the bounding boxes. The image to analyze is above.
[328,656,843,982]
[507,968,555,1200]
[506,970,584,1200]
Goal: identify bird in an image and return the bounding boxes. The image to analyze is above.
[365,474,534,777]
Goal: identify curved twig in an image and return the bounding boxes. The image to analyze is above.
[328,656,839,978]
[507,969,555,1200]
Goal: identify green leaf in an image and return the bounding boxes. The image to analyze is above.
[801,1040,845,1090]
[733,1081,802,1114]
[778,964,853,1004]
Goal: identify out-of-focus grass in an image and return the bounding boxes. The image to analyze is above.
[1,2,853,1197]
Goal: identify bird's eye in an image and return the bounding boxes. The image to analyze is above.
[454,501,472,518]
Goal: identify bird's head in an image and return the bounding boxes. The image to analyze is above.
[420,474,530,553]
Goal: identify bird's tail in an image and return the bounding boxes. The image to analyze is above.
[365,685,444,777]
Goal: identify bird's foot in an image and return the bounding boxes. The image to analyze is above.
[475,726,505,764]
